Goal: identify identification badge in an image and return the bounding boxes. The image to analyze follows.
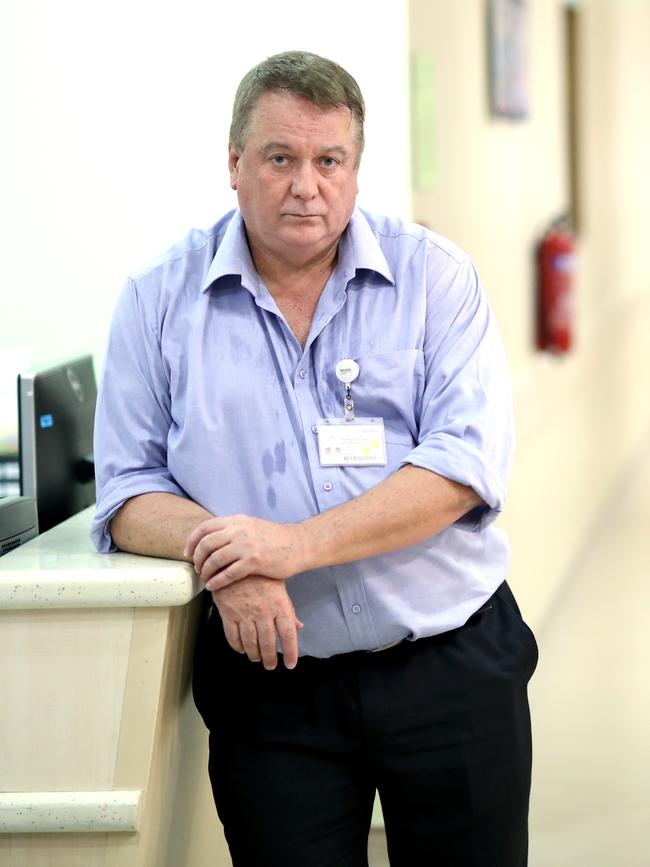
[316,418,387,467]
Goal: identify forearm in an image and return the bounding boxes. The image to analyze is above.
[186,465,483,591]
[299,465,482,571]
[110,492,213,560]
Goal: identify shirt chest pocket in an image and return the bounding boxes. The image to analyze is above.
[342,349,424,447]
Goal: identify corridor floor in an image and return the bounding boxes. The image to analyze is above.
[528,449,650,866]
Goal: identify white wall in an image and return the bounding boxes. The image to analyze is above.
[0,0,410,451]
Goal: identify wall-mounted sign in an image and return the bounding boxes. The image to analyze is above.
[489,0,530,119]
[411,53,437,190]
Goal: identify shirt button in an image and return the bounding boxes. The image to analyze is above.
[323,481,333,492]
[298,369,307,379]
[351,604,362,615]
[311,424,318,434]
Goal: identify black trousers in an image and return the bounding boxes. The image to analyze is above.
[192,581,538,867]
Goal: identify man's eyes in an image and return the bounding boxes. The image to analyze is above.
[268,155,340,169]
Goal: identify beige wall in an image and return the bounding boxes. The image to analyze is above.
[410,0,650,628]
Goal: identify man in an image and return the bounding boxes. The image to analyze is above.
[92,51,537,867]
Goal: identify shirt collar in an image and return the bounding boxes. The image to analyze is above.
[201,210,260,294]
[201,207,395,294]
[337,208,395,286]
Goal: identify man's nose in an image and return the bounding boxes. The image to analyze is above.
[290,163,319,199]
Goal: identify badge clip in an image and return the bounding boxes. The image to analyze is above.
[336,359,359,422]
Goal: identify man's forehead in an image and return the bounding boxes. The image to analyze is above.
[249,92,355,130]
[241,93,359,156]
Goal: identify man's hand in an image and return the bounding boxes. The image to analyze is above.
[184,515,308,591]
[212,576,303,670]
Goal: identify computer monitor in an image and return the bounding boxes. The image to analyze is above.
[18,355,97,534]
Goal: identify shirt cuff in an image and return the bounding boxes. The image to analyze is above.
[91,472,188,553]
[399,434,507,532]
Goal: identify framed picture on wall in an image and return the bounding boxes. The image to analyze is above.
[488,0,530,119]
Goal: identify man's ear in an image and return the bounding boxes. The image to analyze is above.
[228,144,240,191]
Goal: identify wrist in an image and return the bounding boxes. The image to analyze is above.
[294,517,328,573]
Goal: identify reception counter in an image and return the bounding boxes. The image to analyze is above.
[0,507,231,866]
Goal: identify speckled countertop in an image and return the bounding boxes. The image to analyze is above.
[0,790,140,833]
[0,507,202,610]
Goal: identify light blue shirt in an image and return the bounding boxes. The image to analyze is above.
[92,208,515,658]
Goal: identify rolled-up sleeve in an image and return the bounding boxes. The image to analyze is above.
[91,278,187,552]
[400,257,515,530]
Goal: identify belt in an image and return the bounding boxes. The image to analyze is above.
[366,638,405,654]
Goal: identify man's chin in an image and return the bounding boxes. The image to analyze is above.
[278,226,330,246]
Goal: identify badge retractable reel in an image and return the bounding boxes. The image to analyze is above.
[336,359,359,421]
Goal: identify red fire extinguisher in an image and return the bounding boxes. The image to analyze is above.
[536,217,576,353]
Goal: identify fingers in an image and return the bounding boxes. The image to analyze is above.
[188,529,258,587]
[275,612,299,670]
[191,530,232,576]
[221,616,245,655]
[184,519,222,560]
[256,619,279,671]
[203,558,251,592]
[211,578,302,670]
[188,531,248,588]
[225,617,287,670]
[238,620,262,663]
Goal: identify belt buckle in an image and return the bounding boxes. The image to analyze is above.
[367,638,404,654]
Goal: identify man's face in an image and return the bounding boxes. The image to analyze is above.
[229,90,360,268]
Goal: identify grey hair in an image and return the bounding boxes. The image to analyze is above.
[229,51,365,158]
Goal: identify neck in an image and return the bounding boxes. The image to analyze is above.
[246,233,340,293]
